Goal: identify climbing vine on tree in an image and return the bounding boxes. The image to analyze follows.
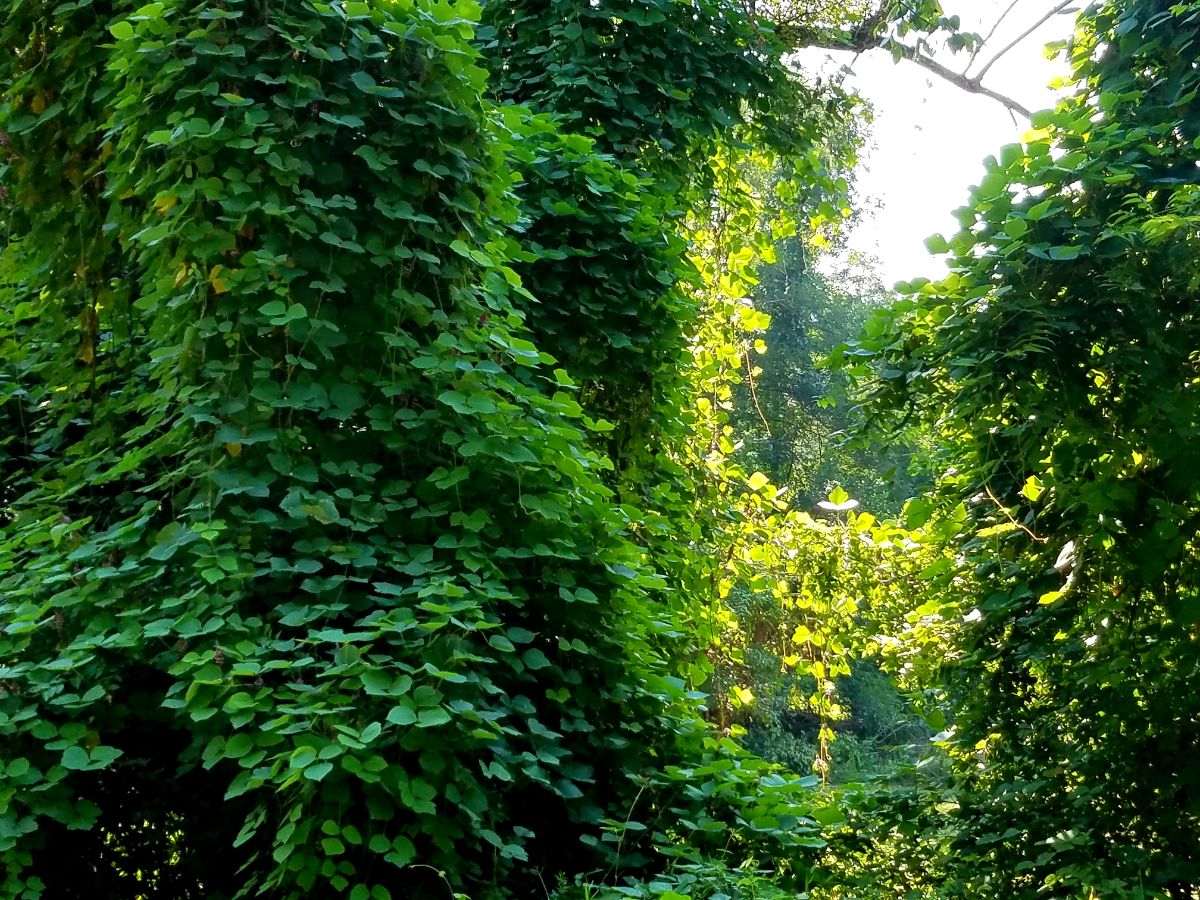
[844,0,1200,894]
[0,1,871,898]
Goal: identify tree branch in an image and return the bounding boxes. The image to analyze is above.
[797,35,1033,118]
[973,0,1075,82]
[775,0,1079,119]
[897,43,1033,118]
[967,0,1023,71]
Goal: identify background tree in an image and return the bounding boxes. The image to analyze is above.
[739,252,921,513]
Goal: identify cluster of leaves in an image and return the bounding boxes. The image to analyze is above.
[0,0,882,898]
[707,488,937,772]
[704,151,939,787]
[766,0,978,60]
[840,0,1200,894]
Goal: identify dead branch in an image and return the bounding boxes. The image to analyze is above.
[775,1,1082,120]
[972,0,1076,82]
[798,35,1033,118]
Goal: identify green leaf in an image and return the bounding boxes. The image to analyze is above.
[388,836,416,866]
[387,703,417,726]
[224,733,254,759]
[361,670,392,695]
[61,746,90,770]
[1021,476,1045,502]
[1048,245,1083,260]
[924,233,950,254]
[223,692,255,712]
[305,762,335,781]
[488,635,515,653]
[416,708,450,728]
[1004,217,1029,238]
[521,649,550,670]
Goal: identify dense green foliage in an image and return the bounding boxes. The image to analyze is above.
[712,189,931,782]
[7,0,1200,898]
[844,0,1200,895]
[0,1,870,898]
[739,254,922,514]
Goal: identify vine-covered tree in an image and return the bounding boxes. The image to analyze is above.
[848,0,1200,894]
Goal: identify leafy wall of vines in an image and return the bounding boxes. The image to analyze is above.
[0,1,859,898]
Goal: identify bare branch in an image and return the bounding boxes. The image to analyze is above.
[897,44,1033,117]
[797,36,1034,117]
[967,0,1024,71]
[974,0,1075,82]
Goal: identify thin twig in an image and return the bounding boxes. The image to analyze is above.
[967,0,1024,72]
[974,0,1075,82]
[984,484,1050,544]
[743,348,772,436]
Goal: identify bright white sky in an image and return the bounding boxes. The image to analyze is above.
[800,1,1081,285]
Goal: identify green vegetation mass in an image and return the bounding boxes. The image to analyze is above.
[1,1,1197,899]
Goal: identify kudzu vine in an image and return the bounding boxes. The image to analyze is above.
[845,1,1200,894]
[0,1,863,898]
